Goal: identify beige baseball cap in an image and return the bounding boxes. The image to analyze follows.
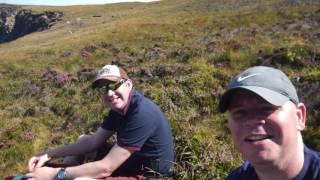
[92,65,129,88]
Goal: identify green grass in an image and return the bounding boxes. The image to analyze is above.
[1,0,320,178]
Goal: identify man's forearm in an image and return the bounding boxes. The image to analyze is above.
[43,136,98,159]
[64,144,133,179]
[65,160,112,179]
[45,128,115,159]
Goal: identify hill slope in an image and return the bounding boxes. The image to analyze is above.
[0,0,319,178]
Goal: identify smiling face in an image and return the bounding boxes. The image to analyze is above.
[102,79,133,113]
[227,90,306,166]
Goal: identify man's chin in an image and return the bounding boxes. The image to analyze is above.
[245,152,275,165]
[110,104,124,112]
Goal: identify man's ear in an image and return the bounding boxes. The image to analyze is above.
[126,79,133,88]
[296,103,307,131]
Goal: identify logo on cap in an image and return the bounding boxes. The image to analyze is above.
[237,73,260,82]
[99,67,112,76]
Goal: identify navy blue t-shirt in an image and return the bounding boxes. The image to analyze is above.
[226,146,320,180]
[101,90,174,176]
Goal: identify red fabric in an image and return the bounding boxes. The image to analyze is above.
[118,145,141,151]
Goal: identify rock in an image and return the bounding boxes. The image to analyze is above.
[0,5,19,40]
[200,106,210,116]
[152,66,175,77]
[313,33,320,40]
[60,50,72,57]
[99,41,112,48]
[0,141,5,149]
[111,47,120,55]
[22,131,34,141]
[77,65,96,81]
[23,107,36,117]
[205,41,217,53]
[287,23,299,31]
[19,83,40,96]
[37,106,51,113]
[140,68,153,77]
[169,45,198,62]
[301,23,312,31]
[271,24,283,32]
[111,57,127,67]
[81,45,97,57]
[143,44,168,61]
[0,5,63,43]
[126,52,136,62]
[230,27,242,35]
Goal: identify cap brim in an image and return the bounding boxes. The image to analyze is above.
[92,79,114,88]
[219,86,290,113]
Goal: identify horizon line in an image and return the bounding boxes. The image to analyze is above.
[0,0,160,6]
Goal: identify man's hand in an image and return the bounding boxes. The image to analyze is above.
[25,167,59,180]
[28,154,51,172]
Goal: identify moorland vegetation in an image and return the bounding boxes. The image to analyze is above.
[0,0,319,179]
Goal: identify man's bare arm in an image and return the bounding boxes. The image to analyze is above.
[28,127,114,171]
[64,144,133,179]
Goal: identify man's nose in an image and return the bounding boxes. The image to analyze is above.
[243,112,266,126]
[103,90,115,101]
[105,89,115,96]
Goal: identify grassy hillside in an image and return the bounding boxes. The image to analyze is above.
[0,0,319,179]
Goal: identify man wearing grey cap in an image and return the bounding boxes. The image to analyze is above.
[219,66,320,180]
[26,65,174,179]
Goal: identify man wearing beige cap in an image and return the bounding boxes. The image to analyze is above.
[26,65,174,179]
[219,66,320,180]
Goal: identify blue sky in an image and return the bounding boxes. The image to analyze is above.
[0,0,159,6]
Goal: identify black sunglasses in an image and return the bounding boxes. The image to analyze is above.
[103,79,127,92]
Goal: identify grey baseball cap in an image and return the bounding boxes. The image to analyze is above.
[219,66,299,113]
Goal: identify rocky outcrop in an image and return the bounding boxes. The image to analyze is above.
[0,5,18,39]
[0,4,63,43]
